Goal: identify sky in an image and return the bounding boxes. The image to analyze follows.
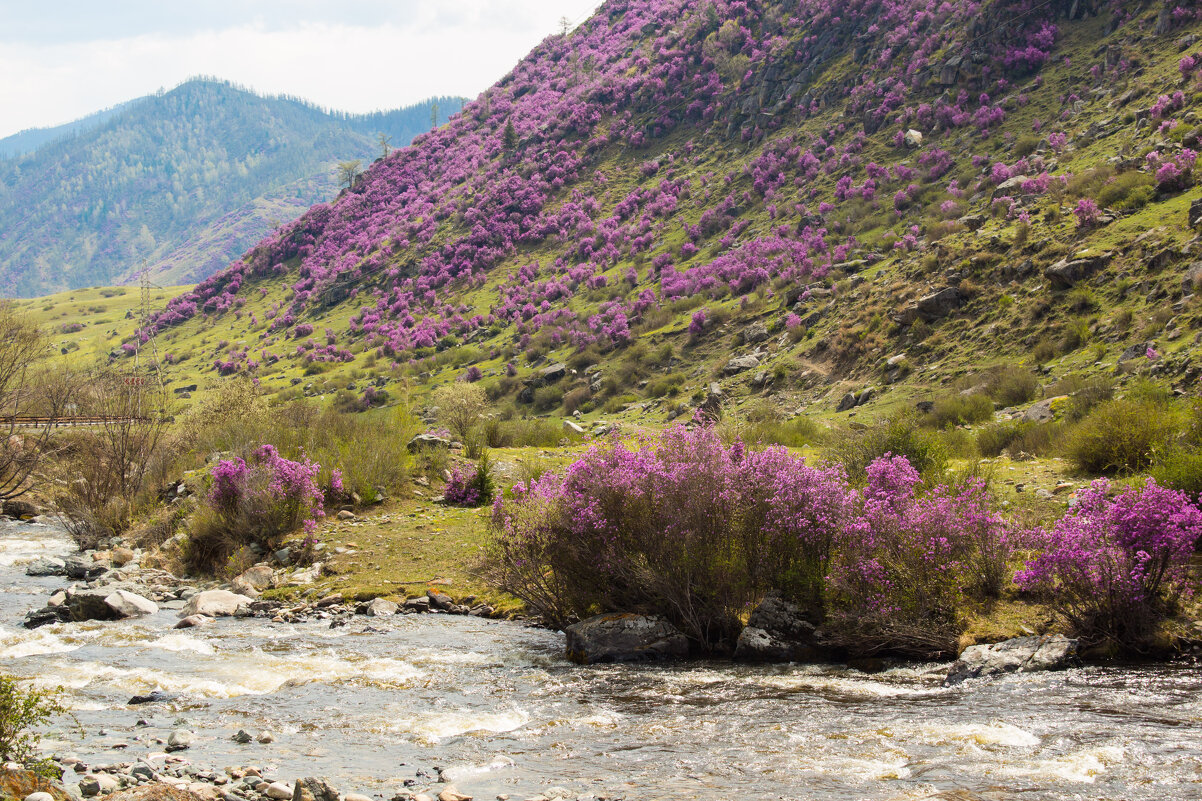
[0,0,603,139]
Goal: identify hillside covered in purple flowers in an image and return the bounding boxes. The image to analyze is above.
[131,0,1202,416]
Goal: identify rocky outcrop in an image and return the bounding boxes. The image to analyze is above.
[180,590,253,618]
[564,613,689,664]
[1021,396,1067,423]
[406,433,451,453]
[944,634,1079,686]
[1044,253,1110,287]
[734,595,828,662]
[723,354,760,375]
[915,287,964,320]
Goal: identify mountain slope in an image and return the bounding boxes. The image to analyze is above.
[0,79,464,296]
[121,1,1202,417]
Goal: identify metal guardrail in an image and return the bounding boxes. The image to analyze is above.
[0,416,149,428]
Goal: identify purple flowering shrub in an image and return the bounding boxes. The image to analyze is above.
[444,451,495,507]
[1016,480,1202,644]
[188,444,324,571]
[825,456,1019,657]
[488,426,1018,652]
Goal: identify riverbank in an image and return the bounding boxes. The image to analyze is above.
[4,517,1202,801]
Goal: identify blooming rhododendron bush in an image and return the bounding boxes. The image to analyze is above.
[490,426,1202,655]
[1016,479,1202,646]
[186,444,325,572]
[489,425,1025,654]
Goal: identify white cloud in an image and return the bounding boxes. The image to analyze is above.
[0,1,601,137]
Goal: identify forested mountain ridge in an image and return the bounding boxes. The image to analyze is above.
[0,79,464,296]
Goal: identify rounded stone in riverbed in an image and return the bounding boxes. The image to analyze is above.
[166,730,192,752]
[25,793,55,801]
[264,782,292,800]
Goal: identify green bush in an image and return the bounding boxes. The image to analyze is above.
[1096,171,1155,211]
[825,413,948,483]
[1068,399,1178,475]
[0,675,66,770]
[532,385,564,412]
[977,422,1027,457]
[982,366,1041,406]
[1150,448,1202,496]
[929,393,994,428]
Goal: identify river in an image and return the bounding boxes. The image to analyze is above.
[2,518,1201,801]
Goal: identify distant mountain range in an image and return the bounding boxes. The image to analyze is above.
[0,78,465,296]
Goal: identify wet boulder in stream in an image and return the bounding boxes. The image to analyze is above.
[734,594,829,663]
[564,613,689,664]
[179,589,253,618]
[944,634,1079,686]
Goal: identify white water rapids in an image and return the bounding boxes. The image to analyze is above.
[2,518,1201,800]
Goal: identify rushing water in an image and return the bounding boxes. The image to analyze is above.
[2,519,1201,801]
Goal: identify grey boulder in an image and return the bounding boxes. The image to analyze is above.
[735,595,827,663]
[24,557,66,577]
[180,589,253,618]
[104,589,159,619]
[564,613,689,665]
[944,634,1079,686]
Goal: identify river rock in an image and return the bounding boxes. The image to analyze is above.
[64,555,107,581]
[265,783,292,800]
[1,499,37,518]
[290,778,338,801]
[944,634,1079,686]
[180,590,252,618]
[735,595,826,662]
[24,557,66,577]
[174,615,213,630]
[166,730,192,752]
[403,596,430,612]
[104,590,158,619]
[0,770,71,801]
[564,613,689,664]
[22,606,69,629]
[365,598,398,617]
[237,564,276,592]
[65,589,122,622]
[79,774,119,797]
[343,795,373,801]
[110,547,136,567]
[127,690,178,705]
[104,785,210,801]
[26,793,55,801]
[426,590,453,611]
[437,790,472,801]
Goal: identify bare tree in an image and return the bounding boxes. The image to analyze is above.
[377,132,392,159]
[0,303,71,501]
[56,369,166,547]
